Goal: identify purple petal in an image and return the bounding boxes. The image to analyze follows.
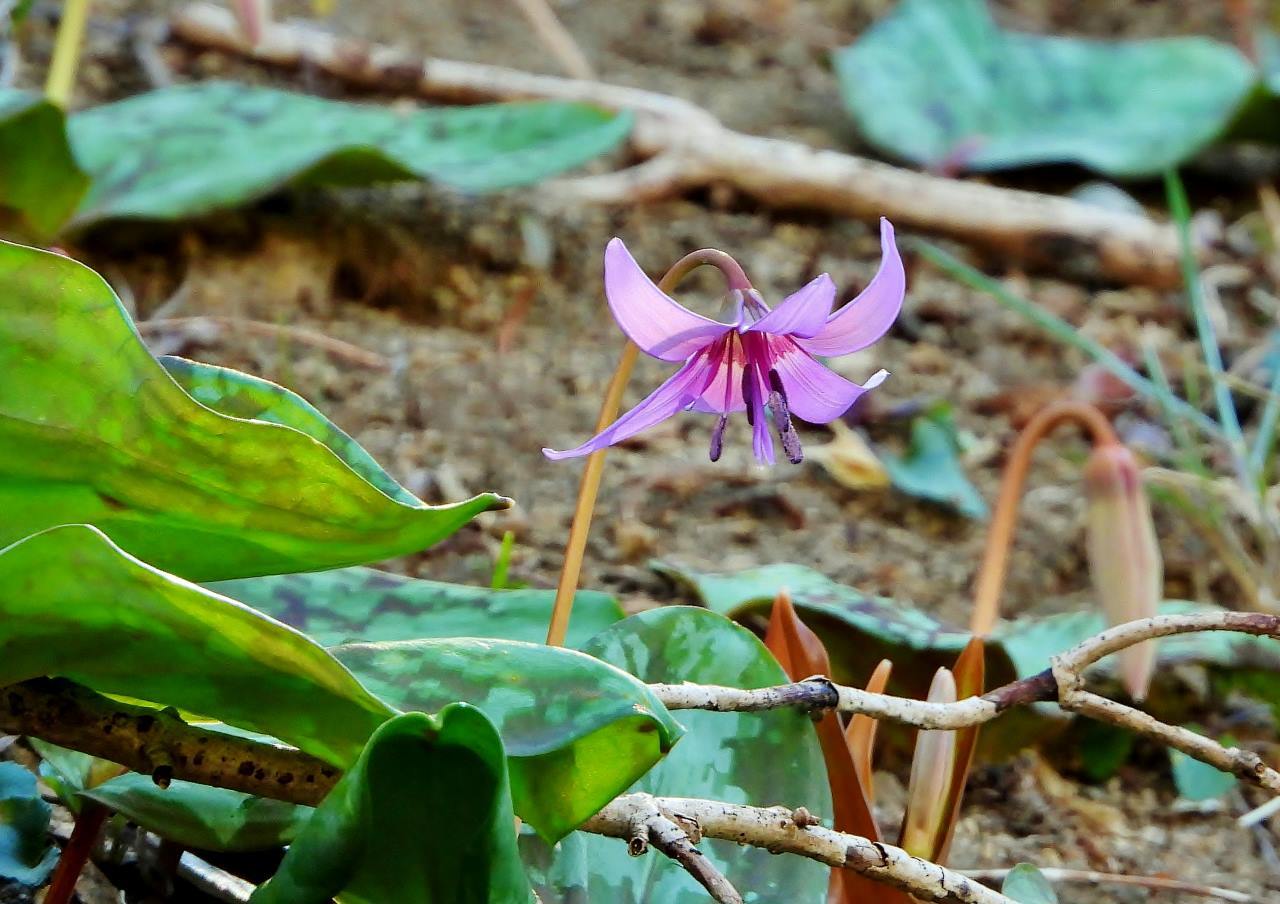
[795,218,904,358]
[770,338,888,424]
[543,352,717,460]
[605,238,737,362]
[742,274,835,338]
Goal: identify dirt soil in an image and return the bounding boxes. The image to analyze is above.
[10,0,1280,900]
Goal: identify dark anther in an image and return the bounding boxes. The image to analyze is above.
[742,367,756,427]
[767,369,803,464]
[709,414,728,461]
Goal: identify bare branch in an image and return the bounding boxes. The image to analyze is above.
[586,795,1016,904]
[168,2,1185,286]
[622,796,743,904]
[1,678,336,806]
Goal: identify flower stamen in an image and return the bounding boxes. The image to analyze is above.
[767,368,803,464]
[709,415,729,462]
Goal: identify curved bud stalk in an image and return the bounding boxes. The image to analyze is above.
[1084,444,1162,701]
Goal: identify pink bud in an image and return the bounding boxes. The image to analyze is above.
[1084,443,1162,701]
[899,668,957,860]
[230,0,271,45]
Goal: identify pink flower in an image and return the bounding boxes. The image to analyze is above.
[544,218,905,464]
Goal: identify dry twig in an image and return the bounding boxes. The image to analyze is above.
[169,2,1185,286]
[960,867,1258,903]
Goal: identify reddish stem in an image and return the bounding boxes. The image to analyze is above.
[969,401,1119,636]
[44,801,110,904]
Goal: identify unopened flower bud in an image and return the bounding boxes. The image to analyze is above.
[1084,443,1162,701]
[899,667,957,861]
[230,0,271,45]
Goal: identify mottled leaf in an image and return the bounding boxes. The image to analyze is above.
[531,607,830,904]
[65,81,629,228]
[834,0,1255,177]
[81,775,312,852]
[251,708,534,904]
[209,566,623,649]
[0,763,57,885]
[331,638,680,842]
[0,91,89,237]
[0,240,502,581]
[1001,863,1058,904]
[0,524,392,766]
[880,407,988,519]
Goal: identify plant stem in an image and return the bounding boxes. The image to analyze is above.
[545,248,751,645]
[44,800,109,904]
[969,401,1118,636]
[545,339,639,645]
[45,0,91,107]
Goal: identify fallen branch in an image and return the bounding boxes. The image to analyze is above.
[169,2,1185,287]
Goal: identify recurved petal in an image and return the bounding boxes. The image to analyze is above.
[742,274,835,338]
[770,338,887,424]
[605,238,737,362]
[795,218,904,358]
[542,353,716,460]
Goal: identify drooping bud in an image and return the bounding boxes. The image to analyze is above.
[1084,443,1162,701]
[230,0,272,45]
[899,667,957,861]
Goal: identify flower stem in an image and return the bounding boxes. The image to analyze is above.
[545,248,751,646]
[45,0,92,108]
[44,800,109,904]
[969,401,1118,636]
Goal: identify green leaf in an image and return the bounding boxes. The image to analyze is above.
[0,91,89,236]
[250,708,534,904]
[81,775,312,852]
[331,638,681,842]
[0,524,393,766]
[0,763,57,885]
[834,0,1255,177]
[880,407,988,519]
[1001,864,1058,904]
[65,81,629,228]
[1170,739,1237,802]
[208,566,624,649]
[0,239,503,581]
[531,607,830,904]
